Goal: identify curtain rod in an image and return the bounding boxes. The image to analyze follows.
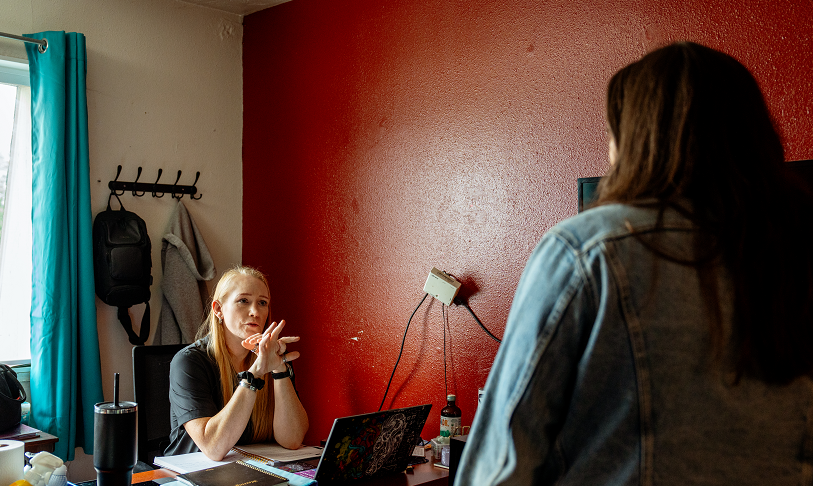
[0,31,47,53]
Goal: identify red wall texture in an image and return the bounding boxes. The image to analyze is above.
[242,0,813,445]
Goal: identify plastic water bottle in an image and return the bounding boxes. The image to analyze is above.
[21,401,30,425]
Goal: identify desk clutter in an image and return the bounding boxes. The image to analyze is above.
[154,445,322,486]
[67,461,308,486]
[0,447,66,486]
[153,444,323,475]
[150,450,439,486]
[152,405,439,485]
[152,457,315,486]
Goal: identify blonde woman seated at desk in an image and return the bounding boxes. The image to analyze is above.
[165,266,309,460]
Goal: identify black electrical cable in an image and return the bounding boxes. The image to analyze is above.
[378,293,429,412]
[454,296,502,343]
[442,303,448,399]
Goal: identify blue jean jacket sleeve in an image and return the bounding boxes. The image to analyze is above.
[455,231,596,485]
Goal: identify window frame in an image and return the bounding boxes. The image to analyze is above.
[0,57,30,87]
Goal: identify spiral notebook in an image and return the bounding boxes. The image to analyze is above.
[176,460,287,486]
[234,443,322,463]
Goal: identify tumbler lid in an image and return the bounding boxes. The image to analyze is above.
[95,401,137,414]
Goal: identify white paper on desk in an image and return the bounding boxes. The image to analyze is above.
[234,443,323,462]
[153,450,242,473]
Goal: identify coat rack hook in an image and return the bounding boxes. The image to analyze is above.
[111,165,125,196]
[171,170,184,200]
[152,168,164,198]
[189,171,202,200]
[132,167,145,197]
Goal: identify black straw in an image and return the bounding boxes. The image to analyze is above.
[114,372,120,407]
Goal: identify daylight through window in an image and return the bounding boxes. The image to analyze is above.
[0,58,32,364]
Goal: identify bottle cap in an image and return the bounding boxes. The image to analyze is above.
[447,394,456,401]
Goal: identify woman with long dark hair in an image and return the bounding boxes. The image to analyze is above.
[457,42,813,485]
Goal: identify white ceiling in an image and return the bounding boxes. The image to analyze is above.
[176,0,290,16]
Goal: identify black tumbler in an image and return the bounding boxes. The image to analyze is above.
[93,401,138,486]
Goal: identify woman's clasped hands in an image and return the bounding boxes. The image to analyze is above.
[241,319,301,374]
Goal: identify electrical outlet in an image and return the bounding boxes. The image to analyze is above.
[423,267,461,305]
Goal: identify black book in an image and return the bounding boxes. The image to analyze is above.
[176,460,287,486]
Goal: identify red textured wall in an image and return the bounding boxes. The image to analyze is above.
[242,0,813,445]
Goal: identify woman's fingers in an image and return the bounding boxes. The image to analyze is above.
[276,336,299,356]
[268,319,286,340]
[282,350,301,362]
[246,319,302,372]
[241,334,262,350]
[246,335,298,352]
[264,320,280,334]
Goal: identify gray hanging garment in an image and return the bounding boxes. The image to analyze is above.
[154,201,216,344]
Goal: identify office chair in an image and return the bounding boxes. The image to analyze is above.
[132,343,187,466]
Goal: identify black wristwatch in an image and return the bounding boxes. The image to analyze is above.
[236,371,265,391]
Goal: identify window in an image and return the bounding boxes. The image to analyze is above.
[0,57,32,364]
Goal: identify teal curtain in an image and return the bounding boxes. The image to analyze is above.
[26,31,103,461]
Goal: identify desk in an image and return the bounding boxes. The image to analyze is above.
[132,452,449,486]
[22,431,59,454]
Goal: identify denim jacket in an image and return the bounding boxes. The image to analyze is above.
[456,203,813,486]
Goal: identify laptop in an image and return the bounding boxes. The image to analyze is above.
[311,404,432,484]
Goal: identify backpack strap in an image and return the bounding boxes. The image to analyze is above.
[0,364,26,402]
[107,192,125,212]
[117,303,151,345]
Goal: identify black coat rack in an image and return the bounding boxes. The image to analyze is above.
[108,165,202,200]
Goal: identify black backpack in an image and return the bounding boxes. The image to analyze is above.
[0,364,26,431]
[93,194,152,345]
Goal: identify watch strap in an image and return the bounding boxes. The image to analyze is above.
[271,368,291,380]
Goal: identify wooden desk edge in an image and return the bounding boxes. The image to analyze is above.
[21,431,59,454]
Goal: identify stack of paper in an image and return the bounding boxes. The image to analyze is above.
[154,450,243,474]
[153,444,323,474]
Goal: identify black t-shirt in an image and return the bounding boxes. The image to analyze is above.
[164,338,253,455]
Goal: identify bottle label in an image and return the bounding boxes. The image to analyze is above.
[21,402,30,425]
[440,416,462,437]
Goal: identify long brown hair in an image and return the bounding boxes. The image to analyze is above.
[196,265,275,441]
[597,42,813,383]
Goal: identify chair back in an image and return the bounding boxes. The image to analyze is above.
[132,343,186,464]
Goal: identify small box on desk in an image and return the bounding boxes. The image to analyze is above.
[449,434,468,484]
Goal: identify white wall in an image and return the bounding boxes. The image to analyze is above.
[1,0,244,480]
